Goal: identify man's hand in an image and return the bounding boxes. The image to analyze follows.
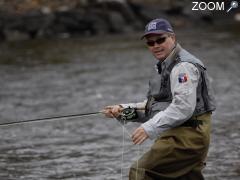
[103,105,123,118]
[132,127,149,145]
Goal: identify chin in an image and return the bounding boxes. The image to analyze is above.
[155,55,166,61]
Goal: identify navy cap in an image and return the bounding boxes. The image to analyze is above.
[141,18,174,39]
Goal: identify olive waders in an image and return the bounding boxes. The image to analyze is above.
[129,112,211,180]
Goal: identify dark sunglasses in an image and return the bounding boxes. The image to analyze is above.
[146,36,168,47]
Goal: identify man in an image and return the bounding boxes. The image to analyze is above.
[103,18,216,180]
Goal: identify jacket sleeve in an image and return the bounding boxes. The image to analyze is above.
[120,101,147,109]
[141,62,200,139]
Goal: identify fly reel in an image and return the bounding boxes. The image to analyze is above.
[119,107,138,121]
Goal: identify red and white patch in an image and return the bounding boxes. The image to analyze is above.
[178,73,188,83]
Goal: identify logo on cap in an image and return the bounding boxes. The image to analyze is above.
[147,22,157,31]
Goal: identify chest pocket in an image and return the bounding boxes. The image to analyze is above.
[148,73,162,97]
[148,73,171,101]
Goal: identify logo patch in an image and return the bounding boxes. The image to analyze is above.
[147,22,157,31]
[178,73,188,83]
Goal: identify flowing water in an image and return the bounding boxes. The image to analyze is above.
[0,27,239,180]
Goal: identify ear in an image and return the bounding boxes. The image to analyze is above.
[170,34,176,43]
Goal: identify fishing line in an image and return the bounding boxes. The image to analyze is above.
[115,119,132,138]
[116,119,142,180]
[136,144,140,180]
[121,120,126,180]
[115,119,131,180]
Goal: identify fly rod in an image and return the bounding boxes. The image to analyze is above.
[0,111,104,126]
[0,107,145,126]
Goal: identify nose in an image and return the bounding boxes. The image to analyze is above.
[152,42,162,48]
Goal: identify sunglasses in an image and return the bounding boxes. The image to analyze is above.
[146,36,168,47]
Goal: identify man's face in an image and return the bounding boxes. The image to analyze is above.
[145,33,176,61]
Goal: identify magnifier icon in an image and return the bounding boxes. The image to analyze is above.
[226,1,238,13]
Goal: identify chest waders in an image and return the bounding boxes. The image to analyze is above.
[129,44,215,180]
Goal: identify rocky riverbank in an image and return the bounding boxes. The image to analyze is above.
[0,0,239,41]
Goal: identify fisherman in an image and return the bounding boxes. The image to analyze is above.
[103,18,216,180]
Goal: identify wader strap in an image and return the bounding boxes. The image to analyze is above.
[145,96,154,117]
[180,112,212,128]
[180,119,203,128]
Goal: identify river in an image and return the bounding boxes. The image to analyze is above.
[0,27,239,179]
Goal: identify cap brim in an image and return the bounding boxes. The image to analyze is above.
[141,30,167,39]
[140,30,173,39]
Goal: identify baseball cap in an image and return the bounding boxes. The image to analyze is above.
[141,18,174,39]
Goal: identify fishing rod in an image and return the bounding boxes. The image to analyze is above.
[0,107,143,126]
[0,111,104,126]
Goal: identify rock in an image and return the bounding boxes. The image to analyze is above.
[86,1,142,33]
[131,4,164,23]
[108,11,129,33]
[4,29,30,41]
[46,10,95,36]
[0,0,237,41]
[1,10,55,40]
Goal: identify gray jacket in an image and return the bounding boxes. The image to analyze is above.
[122,44,216,139]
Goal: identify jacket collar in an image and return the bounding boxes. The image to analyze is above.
[155,43,181,74]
